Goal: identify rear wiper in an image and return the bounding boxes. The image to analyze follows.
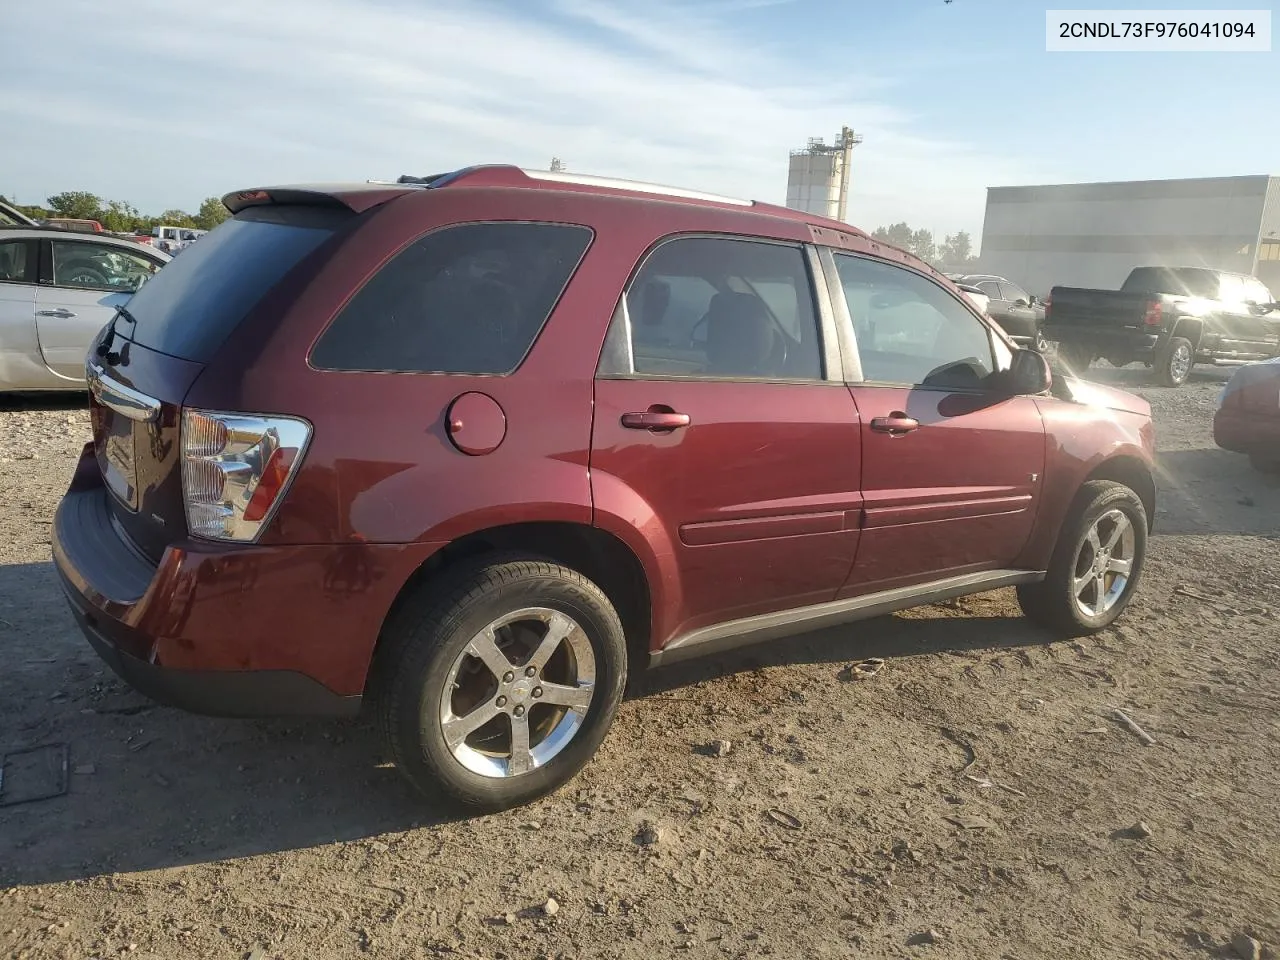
[96,305,137,362]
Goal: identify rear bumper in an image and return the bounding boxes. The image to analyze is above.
[1042,327,1159,358]
[52,481,443,717]
[1214,408,1280,456]
[64,595,362,717]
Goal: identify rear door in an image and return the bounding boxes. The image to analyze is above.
[0,237,39,386]
[592,235,862,643]
[35,238,163,379]
[829,250,1046,594]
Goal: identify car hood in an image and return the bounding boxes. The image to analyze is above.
[1061,377,1151,417]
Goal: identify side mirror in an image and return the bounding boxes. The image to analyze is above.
[1009,348,1051,395]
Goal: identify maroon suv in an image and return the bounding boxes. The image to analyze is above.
[52,166,1157,809]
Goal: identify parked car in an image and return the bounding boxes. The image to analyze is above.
[0,199,37,227]
[954,282,991,317]
[1045,267,1280,386]
[43,218,106,234]
[0,228,169,391]
[952,274,1047,351]
[52,165,1157,810]
[1214,357,1280,471]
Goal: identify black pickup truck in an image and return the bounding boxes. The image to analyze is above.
[1044,266,1280,386]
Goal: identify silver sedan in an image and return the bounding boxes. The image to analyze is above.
[0,228,170,391]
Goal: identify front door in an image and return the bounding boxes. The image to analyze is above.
[831,251,1046,594]
[591,235,863,645]
[36,238,162,379]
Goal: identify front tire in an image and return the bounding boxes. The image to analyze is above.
[1155,336,1194,387]
[1017,480,1148,636]
[373,558,627,810]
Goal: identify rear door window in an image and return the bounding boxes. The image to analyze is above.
[122,205,351,362]
[310,222,593,375]
[0,239,34,283]
[50,240,161,292]
[605,236,824,381]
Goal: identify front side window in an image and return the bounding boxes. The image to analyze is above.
[1246,278,1275,304]
[50,240,161,292]
[1000,282,1029,304]
[834,253,996,389]
[311,222,592,375]
[610,236,823,381]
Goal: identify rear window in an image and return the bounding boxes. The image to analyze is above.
[310,222,593,375]
[1122,267,1219,298]
[121,205,349,361]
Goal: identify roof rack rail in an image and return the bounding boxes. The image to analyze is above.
[382,164,755,207]
[517,168,753,206]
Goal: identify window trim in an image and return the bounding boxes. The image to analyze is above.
[0,238,37,286]
[595,232,843,385]
[41,237,164,293]
[307,219,595,377]
[976,280,1002,301]
[822,248,1011,393]
[1000,282,1029,305]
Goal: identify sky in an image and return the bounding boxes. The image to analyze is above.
[1,0,1277,242]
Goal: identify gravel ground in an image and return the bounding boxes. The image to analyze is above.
[1,364,1278,960]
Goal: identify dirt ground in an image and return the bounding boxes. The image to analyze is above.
[1,364,1277,960]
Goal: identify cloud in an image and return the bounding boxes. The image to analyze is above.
[0,0,1044,235]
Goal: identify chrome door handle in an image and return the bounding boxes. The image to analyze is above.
[36,309,76,318]
[869,414,920,435]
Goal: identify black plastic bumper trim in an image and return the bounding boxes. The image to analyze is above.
[67,601,362,719]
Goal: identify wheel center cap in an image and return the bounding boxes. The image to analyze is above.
[508,678,535,703]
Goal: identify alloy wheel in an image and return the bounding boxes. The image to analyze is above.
[1072,508,1136,619]
[437,607,595,778]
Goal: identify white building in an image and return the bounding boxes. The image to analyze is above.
[978,175,1280,296]
[785,128,861,222]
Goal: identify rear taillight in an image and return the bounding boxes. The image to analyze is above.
[1143,300,1163,326]
[180,409,311,542]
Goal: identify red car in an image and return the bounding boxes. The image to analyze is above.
[52,166,1157,809]
[1214,358,1280,471]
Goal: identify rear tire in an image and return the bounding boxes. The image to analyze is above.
[1155,336,1194,387]
[372,557,627,810]
[1017,480,1148,636]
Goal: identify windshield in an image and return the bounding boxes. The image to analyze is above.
[121,205,350,361]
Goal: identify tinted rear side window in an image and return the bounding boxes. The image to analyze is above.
[310,222,592,375]
[122,205,350,361]
[1122,267,1219,298]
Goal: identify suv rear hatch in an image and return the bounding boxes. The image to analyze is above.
[87,204,356,560]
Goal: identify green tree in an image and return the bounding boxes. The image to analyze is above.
[194,196,230,231]
[47,191,103,220]
[938,231,978,270]
[98,200,143,233]
[156,208,197,227]
[908,228,936,263]
[871,222,914,249]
